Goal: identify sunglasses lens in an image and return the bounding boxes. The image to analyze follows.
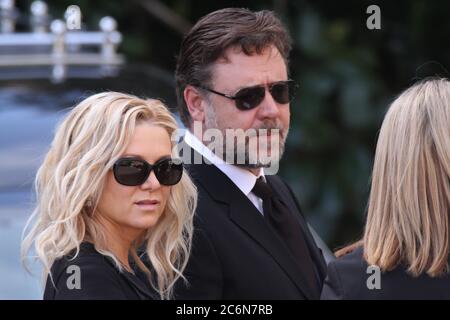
[235,86,266,110]
[113,158,149,186]
[154,158,183,186]
[270,81,296,104]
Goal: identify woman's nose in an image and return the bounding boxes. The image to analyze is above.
[140,170,161,190]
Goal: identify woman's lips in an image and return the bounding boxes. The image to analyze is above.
[135,200,160,211]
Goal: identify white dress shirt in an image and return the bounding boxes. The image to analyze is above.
[184,130,266,215]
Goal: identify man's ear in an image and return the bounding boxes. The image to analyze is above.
[184,85,207,124]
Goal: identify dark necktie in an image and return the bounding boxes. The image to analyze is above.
[252,177,320,297]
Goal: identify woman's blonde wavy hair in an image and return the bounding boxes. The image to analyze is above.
[21,92,197,299]
[363,78,450,277]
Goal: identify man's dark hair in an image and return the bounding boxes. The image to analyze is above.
[175,8,292,127]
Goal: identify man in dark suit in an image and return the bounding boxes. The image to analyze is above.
[173,8,327,299]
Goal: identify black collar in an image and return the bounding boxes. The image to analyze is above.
[119,269,158,300]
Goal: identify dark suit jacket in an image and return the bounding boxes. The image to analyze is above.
[44,242,156,300]
[321,246,450,299]
[174,144,327,299]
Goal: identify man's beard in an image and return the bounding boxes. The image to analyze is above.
[232,126,288,169]
[204,104,289,169]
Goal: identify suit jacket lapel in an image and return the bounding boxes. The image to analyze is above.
[267,176,327,280]
[228,195,316,299]
[183,145,316,299]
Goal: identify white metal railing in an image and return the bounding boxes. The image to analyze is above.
[0,0,124,82]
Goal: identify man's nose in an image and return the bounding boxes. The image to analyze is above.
[257,89,281,119]
[140,170,161,190]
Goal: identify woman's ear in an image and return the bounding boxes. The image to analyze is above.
[184,85,206,125]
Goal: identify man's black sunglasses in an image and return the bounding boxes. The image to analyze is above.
[113,157,183,186]
[199,80,298,111]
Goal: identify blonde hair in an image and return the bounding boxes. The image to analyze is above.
[364,78,450,277]
[21,92,197,299]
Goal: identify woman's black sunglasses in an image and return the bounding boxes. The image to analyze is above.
[113,157,183,186]
[199,80,298,111]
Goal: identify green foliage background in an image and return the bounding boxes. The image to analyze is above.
[24,0,450,249]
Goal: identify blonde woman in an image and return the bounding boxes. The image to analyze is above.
[321,78,450,299]
[21,92,197,300]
